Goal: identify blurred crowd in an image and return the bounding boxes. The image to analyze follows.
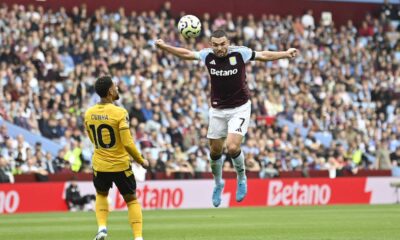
[1,1,400,183]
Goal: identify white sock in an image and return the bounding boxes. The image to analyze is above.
[232,151,246,181]
[134,237,144,240]
[98,226,107,232]
[210,156,223,185]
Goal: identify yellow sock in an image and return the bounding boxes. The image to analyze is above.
[95,194,109,229]
[127,199,143,238]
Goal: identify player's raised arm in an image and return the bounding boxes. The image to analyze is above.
[155,39,198,60]
[255,48,298,62]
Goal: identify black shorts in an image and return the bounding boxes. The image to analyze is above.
[93,168,136,195]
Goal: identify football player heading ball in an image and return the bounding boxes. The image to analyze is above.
[156,29,297,207]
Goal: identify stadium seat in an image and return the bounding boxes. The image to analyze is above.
[247,171,259,179]
[279,171,303,178]
[223,171,237,179]
[14,174,37,183]
[308,170,329,178]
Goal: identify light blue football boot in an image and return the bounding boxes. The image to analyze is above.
[212,180,225,207]
[236,178,247,202]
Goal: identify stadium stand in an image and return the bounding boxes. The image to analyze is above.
[0,1,399,182]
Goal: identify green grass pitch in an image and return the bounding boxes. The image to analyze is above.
[1,205,399,240]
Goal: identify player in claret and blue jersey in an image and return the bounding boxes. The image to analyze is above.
[156,30,297,207]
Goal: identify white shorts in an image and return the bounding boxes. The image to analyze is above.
[207,100,251,139]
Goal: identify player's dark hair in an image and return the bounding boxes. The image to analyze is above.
[211,29,228,39]
[95,76,113,98]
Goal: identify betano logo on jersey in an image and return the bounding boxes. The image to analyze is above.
[210,68,238,76]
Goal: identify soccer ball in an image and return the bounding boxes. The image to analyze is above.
[178,15,201,38]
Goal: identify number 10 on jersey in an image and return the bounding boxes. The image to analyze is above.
[89,124,116,149]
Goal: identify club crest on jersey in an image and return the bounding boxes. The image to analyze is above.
[229,56,237,65]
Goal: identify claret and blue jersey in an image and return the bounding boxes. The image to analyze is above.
[195,46,256,109]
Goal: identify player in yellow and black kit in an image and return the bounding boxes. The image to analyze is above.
[84,76,149,240]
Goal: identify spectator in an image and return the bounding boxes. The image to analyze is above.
[154,151,167,172]
[359,21,374,37]
[390,146,400,165]
[63,141,83,172]
[129,102,146,123]
[301,9,315,29]
[44,152,58,174]
[0,156,13,183]
[245,154,261,172]
[375,140,392,170]
[381,0,399,21]
[223,160,235,172]
[260,162,279,178]
[20,156,49,181]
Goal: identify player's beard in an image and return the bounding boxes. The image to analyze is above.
[114,94,120,100]
[216,49,227,57]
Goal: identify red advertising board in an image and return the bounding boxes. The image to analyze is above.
[0,182,68,214]
[0,177,398,214]
[226,178,372,207]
